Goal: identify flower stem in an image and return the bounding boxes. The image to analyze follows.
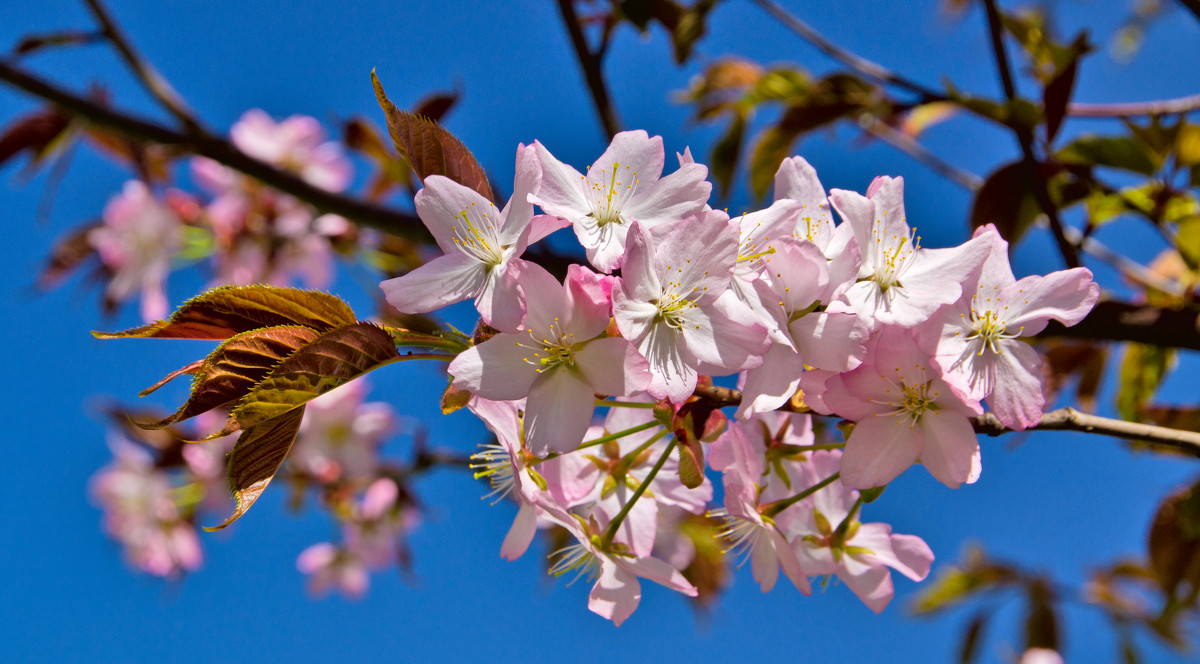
[600,438,677,548]
[530,422,664,465]
[595,399,658,409]
[760,472,839,519]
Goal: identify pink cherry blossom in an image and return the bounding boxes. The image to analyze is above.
[538,504,697,627]
[296,543,369,599]
[923,225,1099,429]
[89,180,183,321]
[611,216,768,403]
[786,450,934,613]
[829,176,991,328]
[450,263,650,455]
[531,130,711,272]
[709,419,812,594]
[822,326,984,489]
[380,144,542,332]
[290,379,397,484]
[467,397,595,560]
[89,435,202,577]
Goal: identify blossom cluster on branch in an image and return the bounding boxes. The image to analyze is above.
[375,129,1099,623]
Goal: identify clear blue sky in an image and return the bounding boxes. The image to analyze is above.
[2,1,1198,662]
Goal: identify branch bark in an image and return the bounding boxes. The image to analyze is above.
[555,0,621,140]
[1037,300,1200,350]
[0,60,429,241]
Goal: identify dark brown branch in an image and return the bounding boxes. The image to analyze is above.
[555,0,621,140]
[82,0,202,131]
[748,0,946,102]
[0,60,428,241]
[982,0,1081,269]
[1038,300,1200,350]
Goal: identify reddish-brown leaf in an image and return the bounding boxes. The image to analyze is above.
[202,322,400,440]
[205,406,306,531]
[93,285,357,340]
[137,326,323,429]
[372,70,494,202]
[0,107,70,168]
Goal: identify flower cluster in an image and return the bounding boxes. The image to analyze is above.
[381,130,1099,624]
[85,110,362,321]
[91,381,416,597]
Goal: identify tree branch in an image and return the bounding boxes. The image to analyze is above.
[695,385,1200,456]
[82,0,203,131]
[1068,93,1200,118]
[981,0,1081,269]
[555,0,621,140]
[857,114,983,191]
[1038,300,1200,350]
[748,0,946,102]
[0,60,429,241]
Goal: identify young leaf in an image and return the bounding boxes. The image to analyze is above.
[204,406,306,531]
[371,70,494,203]
[94,285,356,340]
[1057,134,1160,176]
[750,125,798,201]
[969,161,1040,243]
[205,322,400,439]
[1116,343,1174,422]
[709,113,746,199]
[137,326,323,429]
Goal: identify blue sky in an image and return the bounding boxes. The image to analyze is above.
[2,1,1198,662]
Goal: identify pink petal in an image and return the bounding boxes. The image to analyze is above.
[525,367,597,456]
[380,252,486,314]
[414,175,500,255]
[500,502,539,561]
[839,415,923,489]
[917,411,982,488]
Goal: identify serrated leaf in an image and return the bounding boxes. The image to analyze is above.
[138,326,323,429]
[205,406,305,531]
[372,71,493,203]
[94,285,356,340]
[969,161,1040,243]
[1116,343,1174,421]
[1057,134,1160,176]
[413,90,459,123]
[206,322,400,439]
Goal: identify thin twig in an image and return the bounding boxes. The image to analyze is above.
[81,0,203,132]
[0,60,428,240]
[858,114,983,191]
[1059,224,1186,298]
[555,0,621,140]
[1069,93,1200,118]
[748,0,946,102]
[981,0,1081,269]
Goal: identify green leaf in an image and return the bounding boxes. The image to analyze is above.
[749,126,798,202]
[441,382,471,415]
[204,406,306,531]
[1116,343,1174,421]
[372,70,494,203]
[137,326,323,429]
[1042,51,1078,144]
[94,285,356,340]
[1057,134,1160,176]
[710,113,746,199]
[204,322,400,440]
[1177,217,1200,270]
[969,161,1040,243]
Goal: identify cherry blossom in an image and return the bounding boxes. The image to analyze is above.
[532,130,711,272]
[830,176,991,328]
[821,326,984,489]
[89,180,183,321]
[923,225,1099,429]
[290,379,397,484]
[611,216,768,403]
[786,450,934,612]
[449,263,650,455]
[381,144,542,332]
